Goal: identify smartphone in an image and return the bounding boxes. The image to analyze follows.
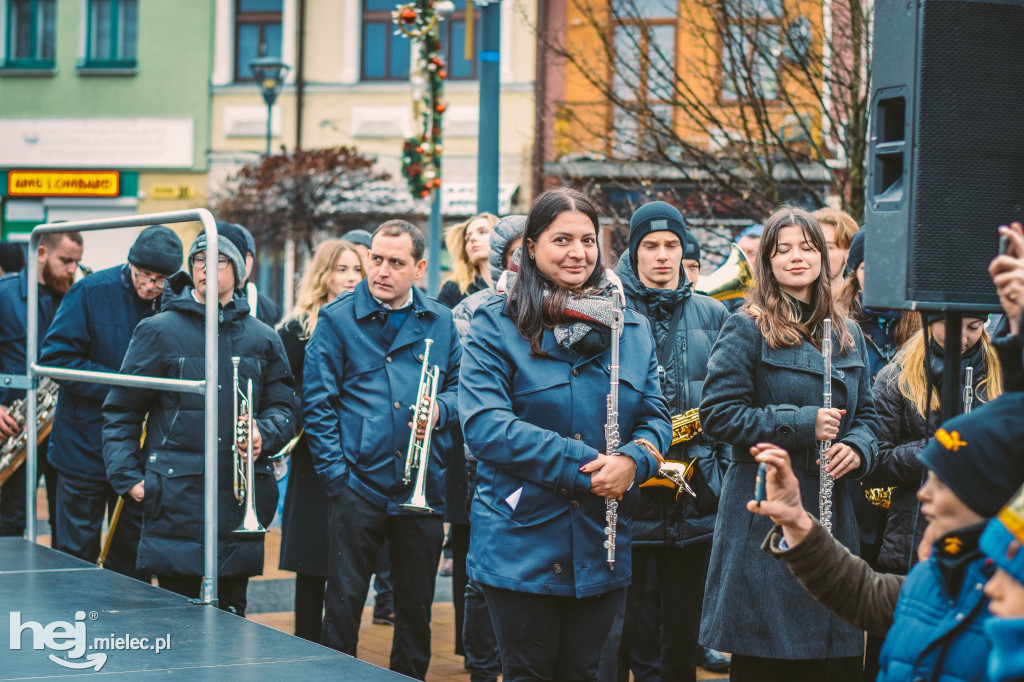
[1000,232,1011,256]
[754,462,767,506]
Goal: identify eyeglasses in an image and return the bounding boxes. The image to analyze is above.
[192,255,232,270]
[131,267,167,287]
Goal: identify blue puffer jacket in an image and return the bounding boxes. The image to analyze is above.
[0,269,62,405]
[877,554,994,682]
[459,296,671,598]
[302,280,460,516]
[40,264,162,482]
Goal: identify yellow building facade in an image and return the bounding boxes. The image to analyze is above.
[207,0,538,212]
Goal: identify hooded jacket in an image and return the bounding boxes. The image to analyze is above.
[102,271,296,577]
[615,252,730,546]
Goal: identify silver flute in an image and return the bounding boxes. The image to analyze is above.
[818,318,834,535]
[603,288,625,570]
[963,366,974,413]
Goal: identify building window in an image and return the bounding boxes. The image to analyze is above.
[235,0,282,81]
[361,0,477,81]
[5,0,56,68]
[609,0,676,158]
[84,0,138,67]
[720,0,783,101]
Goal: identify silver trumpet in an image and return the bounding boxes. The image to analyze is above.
[818,319,834,535]
[401,339,440,513]
[232,357,265,535]
[603,289,625,570]
[963,366,974,413]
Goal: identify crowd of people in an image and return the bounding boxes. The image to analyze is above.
[1,193,1024,682]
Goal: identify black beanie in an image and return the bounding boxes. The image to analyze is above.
[128,225,183,276]
[845,229,865,278]
[0,243,26,274]
[628,202,689,269]
[212,221,250,266]
[684,231,701,263]
[917,393,1024,518]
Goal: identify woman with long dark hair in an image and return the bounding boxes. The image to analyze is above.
[277,239,364,642]
[459,188,670,681]
[698,206,878,682]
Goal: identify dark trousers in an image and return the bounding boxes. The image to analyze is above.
[464,579,500,682]
[617,543,711,682]
[295,572,326,642]
[373,541,394,618]
[730,654,862,682]
[157,574,250,616]
[55,475,146,580]
[321,485,444,680]
[450,522,470,656]
[0,454,59,546]
[482,583,626,682]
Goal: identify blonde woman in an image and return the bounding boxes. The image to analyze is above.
[812,207,859,297]
[438,213,498,308]
[277,239,364,642]
[864,317,1001,576]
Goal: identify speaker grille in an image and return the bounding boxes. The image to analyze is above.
[910,1,1024,306]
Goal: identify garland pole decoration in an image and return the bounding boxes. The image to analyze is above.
[393,0,455,199]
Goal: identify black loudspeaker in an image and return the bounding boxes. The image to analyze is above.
[864,0,1024,312]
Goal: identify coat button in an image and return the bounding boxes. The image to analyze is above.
[167,468,174,475]
[553,564,563,574]
[418,354,424,361]
[394,401,401,409]
[837,369,845,378]
[572,368,579,377]
[558,488,569,497]
[573,433,583,440]
[779,425,793,435]
[955,612,965,621]
[571,500,580,509]
[386,356,392,363]
[218,384,222,391]
[396,450,402,458]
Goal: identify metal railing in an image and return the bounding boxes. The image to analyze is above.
[24,209,221,606]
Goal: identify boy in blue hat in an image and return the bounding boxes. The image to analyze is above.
[981,483,1024,681]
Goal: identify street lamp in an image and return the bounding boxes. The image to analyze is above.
[249,56,291,156]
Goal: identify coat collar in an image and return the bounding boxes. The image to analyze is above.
[353,279,438,322]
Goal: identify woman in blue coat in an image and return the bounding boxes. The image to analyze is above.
[459,188,671,682]
[698,206,877,681]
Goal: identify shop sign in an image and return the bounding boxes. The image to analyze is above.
[149,184,196,200]
[8,170,120,198]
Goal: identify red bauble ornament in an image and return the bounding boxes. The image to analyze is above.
[420,190,430,198]
[435,102,446,113]
[400,8,417,23]
[415,145,424,154]
[438,70,447,79]
[408,162,423,176]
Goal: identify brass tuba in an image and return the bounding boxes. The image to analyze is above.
[401,339,440,513]
[232,357,265,535]
[699,243,755,302]
[0,378,60,487]
[640,408,699,498]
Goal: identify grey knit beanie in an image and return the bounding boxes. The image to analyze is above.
[188,232,245,286]
[128,225,183,276]
[489,215,527,286]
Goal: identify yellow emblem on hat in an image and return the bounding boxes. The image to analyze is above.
[935,428,967,451]
[944,536,963,554]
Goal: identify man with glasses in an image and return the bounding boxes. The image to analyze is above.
[40,225,182,576]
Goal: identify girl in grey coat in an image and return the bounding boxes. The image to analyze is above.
[698,207,877,681]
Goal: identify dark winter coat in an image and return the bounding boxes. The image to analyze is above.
[0,269,62,405]
[246,282,282,327]
[277,316,329,577]
[765,519,995,682]
[860,308,903,383]
[863,362,941,574]
[40,265,162,483]
[698,311,877,658]
[438,276,488,309]
[616,254,730,547]
[102,272,296,578]
[302,281,461,516]
[459,296,671,598]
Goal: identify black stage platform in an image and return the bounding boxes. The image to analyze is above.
[1,538,408,680]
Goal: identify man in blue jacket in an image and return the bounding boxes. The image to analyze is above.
[303,220,460,680]
[40,225,182,577]
[0,229,83,543]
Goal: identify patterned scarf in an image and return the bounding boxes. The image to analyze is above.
[505,247,624,352]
